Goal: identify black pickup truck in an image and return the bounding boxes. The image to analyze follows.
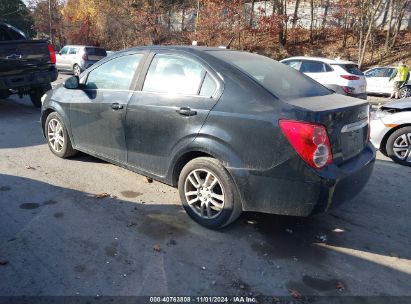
[0,22,57,107]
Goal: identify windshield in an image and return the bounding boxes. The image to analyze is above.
[208,51,331,100]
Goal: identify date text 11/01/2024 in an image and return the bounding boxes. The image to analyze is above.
[149,297,257,303]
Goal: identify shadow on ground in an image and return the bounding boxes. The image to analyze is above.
[0,159,410,297]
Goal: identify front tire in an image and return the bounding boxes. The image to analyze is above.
[45,112,77,158]
[178,157,242,229]
[73,64,81,76]
[386,126,411,166]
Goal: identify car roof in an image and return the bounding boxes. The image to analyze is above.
[64,45,105,48]
[281,56,356,65]
[365,66,395,70]
[125,45,231,52]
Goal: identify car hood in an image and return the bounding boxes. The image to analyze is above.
[381,98,411,110]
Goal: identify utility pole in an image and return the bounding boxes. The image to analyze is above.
[48,0,53,43]
[195,0,200,33]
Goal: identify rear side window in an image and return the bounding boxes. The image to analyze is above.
[143,54,204,95]
[199,73,216,97]
[300,61,326,73]
[336,64,363,75]
[85,47,107,56]
[209,51,331,100]
[69,48,78,55]
[385,68,395,77]
[0,26,25,41]
[85,54,143,90]
[282,60,301,71]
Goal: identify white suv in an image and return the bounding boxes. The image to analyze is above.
[280,56,367,99]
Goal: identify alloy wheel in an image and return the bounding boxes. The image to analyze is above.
[47,118,65,153]
[400,87,411,98]
[393,133,411,162]
[184,169,225,219]
[73,65,81,76]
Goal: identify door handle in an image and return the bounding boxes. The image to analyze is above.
[111,103,123,110]
[177,107,197,116]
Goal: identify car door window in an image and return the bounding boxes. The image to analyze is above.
[384,68,395,78]
[300,61,326,73]
[199,73,217,97]
[85,54,143,90]
[69,48,78,55]
[60,47,69,55]
[366,68,385,77]
[282,60,301,71]
[143,54,204,95]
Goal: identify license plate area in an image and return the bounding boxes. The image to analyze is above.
[341,119,368,160]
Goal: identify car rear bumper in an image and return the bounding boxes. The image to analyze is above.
[229,143,375,216]
[0,68,57,90]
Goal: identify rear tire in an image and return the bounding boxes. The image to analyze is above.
[386,126,411,166]
[399,86,411,99]
[45,112,77,158]
[29,88,44,108]
[178,157,242,229]
[73,64,81,76]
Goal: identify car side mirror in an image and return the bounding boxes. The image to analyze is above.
[64,76,80,89]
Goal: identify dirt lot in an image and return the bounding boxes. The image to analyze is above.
[0,82,410,300]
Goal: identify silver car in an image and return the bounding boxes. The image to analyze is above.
[364,66,411,98]
[56,45,107,76]
[370,98,411,166]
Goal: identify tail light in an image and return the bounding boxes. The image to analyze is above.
[341,86,355,94]
[47,43,56,64]
[279,120,333,169]
[340,75,360,80]
[82,52,88,61]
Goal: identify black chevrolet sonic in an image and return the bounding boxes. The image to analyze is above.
[41,46,375,229]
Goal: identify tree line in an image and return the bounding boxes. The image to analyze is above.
[1,0,410,68]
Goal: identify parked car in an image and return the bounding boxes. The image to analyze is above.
[0,22,57,107]
[364,66,411,98]
[280,56,367,99]
[56,45,107,76]
[41,46,375,229]
[370,98,411,166]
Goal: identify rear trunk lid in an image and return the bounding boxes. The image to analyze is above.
[0,40,52,76]
[285,93,370,164]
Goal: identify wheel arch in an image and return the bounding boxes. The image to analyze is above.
[380,123,411,155]
[170,150,217,187]
[41,108,55,137]
[41,105,74,146]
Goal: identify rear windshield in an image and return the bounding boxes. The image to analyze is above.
[335,64,363,76]
[85,47,107,56]
[208,51,331,100]
[0,26,25,41]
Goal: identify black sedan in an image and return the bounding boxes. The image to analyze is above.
[41,46,375,229]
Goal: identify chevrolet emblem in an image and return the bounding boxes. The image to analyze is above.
[6,54,22,60]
